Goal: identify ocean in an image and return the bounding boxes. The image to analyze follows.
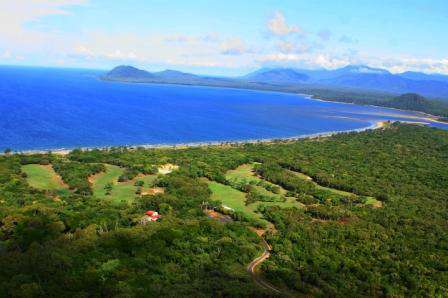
[0,66,446,151]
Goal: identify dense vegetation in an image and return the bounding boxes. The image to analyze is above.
[381,93,437,112]
[51,160,105,195]
[0,123,447,296]
[315,91,448,118]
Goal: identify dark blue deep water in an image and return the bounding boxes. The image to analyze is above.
[1,66,447,151]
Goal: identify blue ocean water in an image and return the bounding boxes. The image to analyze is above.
[0,66,447,151]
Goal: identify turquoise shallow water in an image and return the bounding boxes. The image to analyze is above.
[0,66,446,151]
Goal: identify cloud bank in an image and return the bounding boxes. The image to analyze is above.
[0,2,447,75]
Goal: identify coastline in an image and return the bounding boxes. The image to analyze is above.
[2,78,445,155]
[9,120,394,156]
[304,94,446,124]
[104,78,447,123]
[3,86,443,156]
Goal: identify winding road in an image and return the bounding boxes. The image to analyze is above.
[247,233,283,295]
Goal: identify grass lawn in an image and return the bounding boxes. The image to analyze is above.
[136,175,158,187]
[22,164,68,192]
[365,197,383,208]
[91,164,157,204]
[251,198,304,210]
[226,163,289,197]
[226,163,260,182]
[207,180,263,221]
[208,163,381,226]
[226,163,304,207]
[207,173,304,223]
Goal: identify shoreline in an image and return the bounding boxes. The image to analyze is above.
[8,120,394,156]
[306,95,446,124]
[2,80,446,156]
[105,79,447,123]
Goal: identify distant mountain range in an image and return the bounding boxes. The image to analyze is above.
[104,65,448,100]
[243,68,309,84]
[104,65,237,86]
[306,65,448,99]
[399,71,448,83]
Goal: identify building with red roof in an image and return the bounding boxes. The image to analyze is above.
[140,210,161,224]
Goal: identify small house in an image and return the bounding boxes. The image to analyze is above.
[140,210,161,224]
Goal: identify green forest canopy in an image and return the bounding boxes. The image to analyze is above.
[0,123,447,296]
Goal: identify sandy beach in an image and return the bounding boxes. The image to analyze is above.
[7,120,396,156]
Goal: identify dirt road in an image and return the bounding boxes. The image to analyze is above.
[247,234,282,295]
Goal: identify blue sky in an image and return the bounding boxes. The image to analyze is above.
[0,0,447,75]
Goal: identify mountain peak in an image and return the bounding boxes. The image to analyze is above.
[340,65,390,75]
[107,65,152,78]
[244,68,309,84]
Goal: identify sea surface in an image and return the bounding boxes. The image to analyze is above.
[1,66,447,151]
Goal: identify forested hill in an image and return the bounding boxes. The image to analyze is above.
[0,123,447,296]
[316,92,448,117]
[379,93,448,116]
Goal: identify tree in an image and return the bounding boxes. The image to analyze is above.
[134,180,144,187]
[104,183,113,195]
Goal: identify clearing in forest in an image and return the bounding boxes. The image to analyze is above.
[365,197,383,208]
[226,163,304,207]
[227,163,289,196]
[22,164,68,191]
[288,169,382,207]
[158,163,179,175]
[207,164,304,223]
[207,181,302,225]
[207,181,263,221]
[208,163,382,224]
[90,164,157,204]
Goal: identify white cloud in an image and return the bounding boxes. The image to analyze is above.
[267,11,301,36]
[277,41,310,54]
[1,50,12,59]
[0,0,87,24]
[69,31,257,70]
[0,2,447,75]
[0,0,87,35]
[257,47,448,74]
[257,53,302,64]
[0,50,26,62]
[165,34,198,43]
[376,57,448,74]
[0,0,88,55]
[105,50,138,60]
[257,52,350,69]
[220,38,248,55]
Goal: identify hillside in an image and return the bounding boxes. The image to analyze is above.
[0,124,447,296]
[379,93,448,115]
[243,68,309,84]
[106,65,154,79]
[399,71,448,83]
[104,65,235,86]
